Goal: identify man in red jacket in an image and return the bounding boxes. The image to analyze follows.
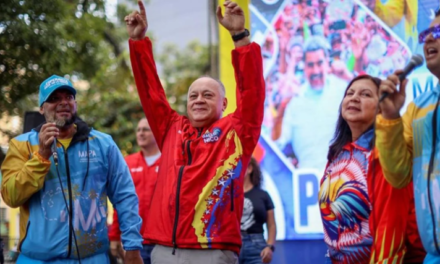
[125,1,265,263]
[108,118,161,264]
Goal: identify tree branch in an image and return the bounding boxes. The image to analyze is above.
[82,0,89,12]
[103,30,129,70]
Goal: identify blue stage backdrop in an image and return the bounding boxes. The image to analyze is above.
[249,0,439,262]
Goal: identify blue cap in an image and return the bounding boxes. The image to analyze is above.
[39,75,77,106]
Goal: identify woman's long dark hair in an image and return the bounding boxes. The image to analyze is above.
[249,157,263,188]
[0,148,5,165]
[327,74,381,162]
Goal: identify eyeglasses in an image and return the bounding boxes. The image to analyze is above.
[419,24,440,43]
[46,94,75,104]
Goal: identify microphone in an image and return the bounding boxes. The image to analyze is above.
[379,54,424,102]
[51,139,58,165]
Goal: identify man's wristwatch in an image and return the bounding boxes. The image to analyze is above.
[232,29,250,42]
[266,244,275,252]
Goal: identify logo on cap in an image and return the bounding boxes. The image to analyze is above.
[44,78,70,90]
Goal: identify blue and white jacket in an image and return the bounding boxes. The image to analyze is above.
[1,118,142,262]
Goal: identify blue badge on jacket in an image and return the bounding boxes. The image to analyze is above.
[203,128,222,143]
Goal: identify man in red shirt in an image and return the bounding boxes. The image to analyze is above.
[125,1,265,263]
[108,118,160,264]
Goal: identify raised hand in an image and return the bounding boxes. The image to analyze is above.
[216,1,245,35]
[379,70,407,120]
[38,123,59,160]
[125,1,148,41]
[351,21,370,59]
[331,60,354,81]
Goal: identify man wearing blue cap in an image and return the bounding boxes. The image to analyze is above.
[1,75,144,264]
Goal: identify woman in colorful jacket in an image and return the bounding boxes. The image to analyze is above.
[318,74,425,263]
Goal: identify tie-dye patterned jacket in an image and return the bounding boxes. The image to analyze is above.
[129,37,264,254]
[319,129,425,263]
[1,119,143,261]
[376,84,440,263]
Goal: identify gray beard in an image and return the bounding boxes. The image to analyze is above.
[46,113,76,128]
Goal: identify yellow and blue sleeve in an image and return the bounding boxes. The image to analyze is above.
[375,103,414,188]
[1,139,51,207]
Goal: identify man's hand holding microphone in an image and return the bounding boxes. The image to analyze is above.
[38,122,59,161]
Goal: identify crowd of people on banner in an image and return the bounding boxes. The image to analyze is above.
[262,0,410,171]
[3,0,440,264]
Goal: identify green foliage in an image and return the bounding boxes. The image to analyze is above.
[0,0,142,154]
[0,0,109,115]
[0,0,213,155]
[157,41,212,115]
[77,55,144,156]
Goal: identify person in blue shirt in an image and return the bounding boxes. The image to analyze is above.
[1,75,143,264]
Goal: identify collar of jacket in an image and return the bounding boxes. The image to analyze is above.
[342,128,374,152]
[136,151,161,167]
[34,116,91,145]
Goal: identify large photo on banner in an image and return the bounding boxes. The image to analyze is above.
[249,0,440,240]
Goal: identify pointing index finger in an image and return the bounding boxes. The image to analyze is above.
[138,1,146,17]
